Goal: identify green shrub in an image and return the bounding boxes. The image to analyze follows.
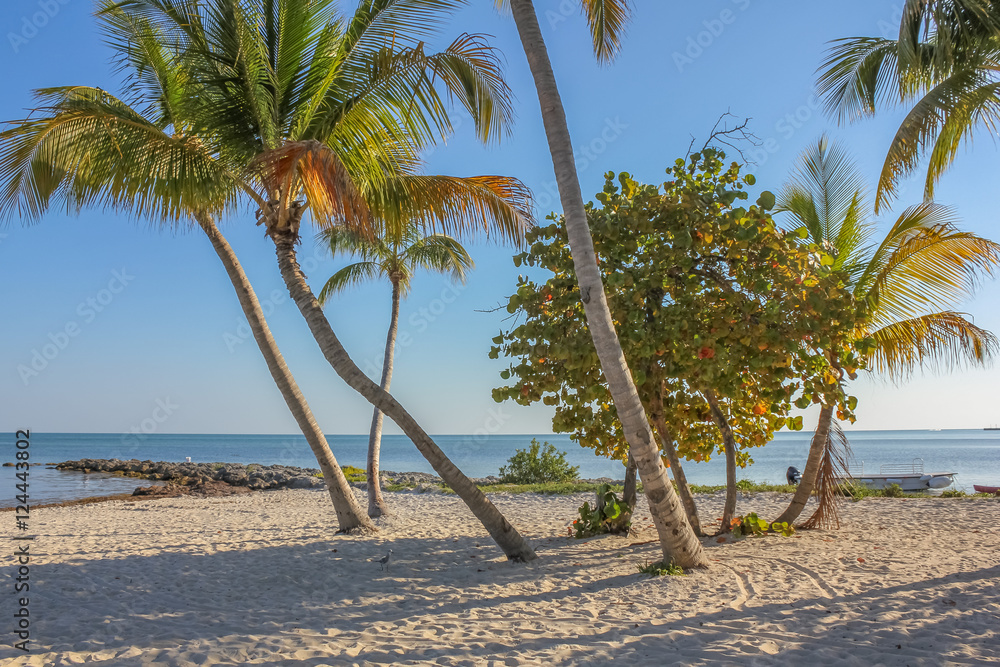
[638,560,685,576]
[882,483,905,498]
[498,439,579,484]
[341,466,367,483]
[940,489,967,498]
[730,512,795,538]
[574,483,631,538]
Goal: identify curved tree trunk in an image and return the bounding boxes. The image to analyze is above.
[272,233,537,561]
[196,215,374,533]
[366,280,400,518]
[704,390,738,535]
[508,0,706,568]
[774,404,835,526]
[649,409,703,537]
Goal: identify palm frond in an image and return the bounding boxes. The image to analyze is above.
[252,139,371,234]
[818,37,905,124]
[858,203,1000,322]
[580,0,632,63]
[776,136,874,275]
[400,232,474,283]
[317,260,383,303]
[0,86,236,225]
[801,419,850,531]
[874,67,998,212]
[341,0,468,56]
[370,173,533,245]
[867,310,999,380]
[318,225,389,259]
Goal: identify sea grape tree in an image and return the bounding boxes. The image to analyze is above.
[491,151,862,532]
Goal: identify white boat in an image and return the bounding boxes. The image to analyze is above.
[837,458,955,492]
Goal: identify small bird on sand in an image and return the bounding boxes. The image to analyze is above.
[373,549,393,572]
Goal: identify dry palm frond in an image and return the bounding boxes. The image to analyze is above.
[252,139,371,235]
[801,420,852,530]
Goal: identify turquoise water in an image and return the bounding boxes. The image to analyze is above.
[2,430,998,507]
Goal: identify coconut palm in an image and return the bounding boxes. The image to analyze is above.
[500,0,706,566]
[0,0,539,559]
[774,136,1000,524]
[318,223,473,518]
[818,0,1000,212]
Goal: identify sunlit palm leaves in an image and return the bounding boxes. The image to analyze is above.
[778,137,1000,381]
[3,0,530,241]
[0,86,236,225]
[317,222,473,303]
[818,0,1000,212]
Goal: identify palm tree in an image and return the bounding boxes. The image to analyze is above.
[0,0,539,559]
[501,0,706,566]
[119,0,539,561]
[0,50,374,531]
[318,224,473,518]
[775,136,1000,524]
[818,0,1000,212]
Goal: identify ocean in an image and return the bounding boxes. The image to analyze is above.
[3,430,998,507]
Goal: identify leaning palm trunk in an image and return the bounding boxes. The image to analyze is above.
[365,280,401,518]
[801,419,851,530]
[774,404,835,526]
[196,215,374,533]
[650,393,703,536]
[508,0,706,568]
[704,390,738,534]
[273,233,537,561]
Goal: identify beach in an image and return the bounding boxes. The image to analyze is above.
[3,488,999,666]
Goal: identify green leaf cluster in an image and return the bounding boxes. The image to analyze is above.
[491,150,862,467]
[497,439,580,484]
[637,559,685,577]
[731,512,795,538]
[573,483,630,538]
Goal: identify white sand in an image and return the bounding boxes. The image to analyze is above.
[3,488,999,666]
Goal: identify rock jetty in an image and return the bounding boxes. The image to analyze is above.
[54,459,495,493]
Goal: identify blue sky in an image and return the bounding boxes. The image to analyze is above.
[1,0,998,436]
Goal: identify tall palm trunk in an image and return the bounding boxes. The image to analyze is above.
[649,391,703,536]
[196,215,374,533]
[272,233,537,561]
[774,404,835,525]
[508,0,706,568]
[704,390,738,535]
[366,279,400,518]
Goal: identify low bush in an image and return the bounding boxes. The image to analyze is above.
[498,439,579,484]
[573,483,631,538]
[730,512,795,538]
[637,560,685,577]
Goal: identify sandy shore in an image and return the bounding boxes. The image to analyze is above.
[3,488,998,666]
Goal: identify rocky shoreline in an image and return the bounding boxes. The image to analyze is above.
[53,459,623,499]
[53,459,516,496]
